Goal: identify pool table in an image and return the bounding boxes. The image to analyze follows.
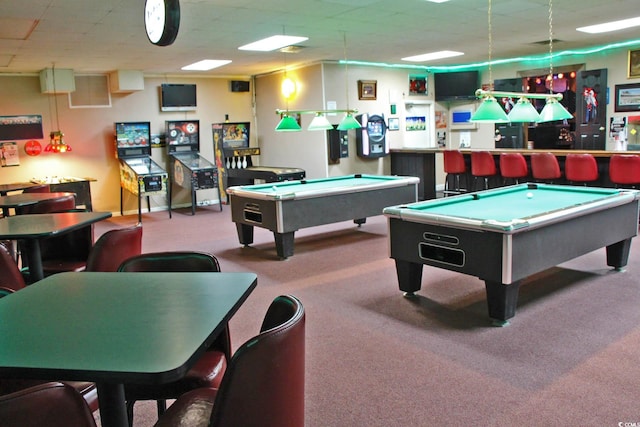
[227,174,420,259]
[383,183,640,325]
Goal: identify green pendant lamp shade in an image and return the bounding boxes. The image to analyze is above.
[470,96,509,123]
[275,114,302,131]
[537,97,573,122]
[507,97,541,122]
[307,113,334,131]
[337,113,361,130]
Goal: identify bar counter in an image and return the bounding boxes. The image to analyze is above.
[390,148,630,200]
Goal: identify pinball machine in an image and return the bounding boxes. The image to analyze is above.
[166,120,221,216]
[212,121,305,203]
[115,121,168,222]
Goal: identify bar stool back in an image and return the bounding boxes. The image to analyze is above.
[531,152,561,183]
[609,154,640,188]
[443,150,467,195]
[565,153,599,185]
[471,151,497,191]
[499,153,528,185]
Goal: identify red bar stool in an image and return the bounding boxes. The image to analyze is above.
[499,152,528,185]
[531,152,562,183]
[609,154,640,188]
[565,153,599,185]
[471,151,498,191]
[443,150,467,195]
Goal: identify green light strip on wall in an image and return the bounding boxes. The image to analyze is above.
[338,38,640,72]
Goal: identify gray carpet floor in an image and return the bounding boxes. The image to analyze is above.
[93,204,640,427]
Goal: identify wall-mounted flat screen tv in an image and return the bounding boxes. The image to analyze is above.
[434,71,479,101]
[160,83,197,111]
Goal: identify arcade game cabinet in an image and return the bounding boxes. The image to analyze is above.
[115,121,168,222]
[212,122,305,203]
[166,120,221,216]
[355,113,388,158]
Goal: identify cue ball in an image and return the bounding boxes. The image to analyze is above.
[272,186,277,191]
[526,192,533,199]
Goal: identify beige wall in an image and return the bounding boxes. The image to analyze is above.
[0,75,253,213]
[0,45,636,213]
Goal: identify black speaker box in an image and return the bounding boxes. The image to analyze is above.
[230,81,250,92]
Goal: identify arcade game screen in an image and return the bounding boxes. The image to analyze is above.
[115,122,150,149]
[166,120,199,151]
[219,122,250,149]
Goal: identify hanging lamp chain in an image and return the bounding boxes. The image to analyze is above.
[548,0,553,93]
[487,0,493,88]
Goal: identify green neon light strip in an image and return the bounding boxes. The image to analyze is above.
[338,38,640,72]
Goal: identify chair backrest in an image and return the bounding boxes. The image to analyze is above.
[22,184,50,194]
[565,153,599,183]
[20,194,76,214]
[0,243,25,293]
[471,151,497,177]
[530,152,561,181]
[85,223,142,272]
[443,150,466,174]
[609,154,640,185]
[117,251,229,359]
[210,295,305,427]
[117,251,221,273]
[499,152,528,179]
[0,382,97,427]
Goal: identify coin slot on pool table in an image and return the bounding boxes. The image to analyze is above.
[423,232,459,245]
[419,243,465,267]
[243,203,263,224]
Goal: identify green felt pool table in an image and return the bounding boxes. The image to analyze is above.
[227,174,420,259]
[383,183,640,325]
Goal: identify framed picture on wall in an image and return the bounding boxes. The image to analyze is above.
[358,80,377,100]
[408,74,427,95]
[615,83,640,112]
[387,117,399,131]
[628,49,640,79]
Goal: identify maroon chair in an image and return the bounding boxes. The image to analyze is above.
[22,184,51,193]
[609,154,640,188]
[18,194,76,214]
[0,382,97,427]
[0,243,25,295]
[565,153,599,185]
[154,295,306,427]
[531,152,562,183]
[443,150,467,195]
[471,151,498,191]
[499,152,528,185]
[85,223,143,272]
[117,251,229,425]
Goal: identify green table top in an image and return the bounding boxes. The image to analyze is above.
[227,173,420,200]
[384,183,640,231]
[0,271,257,383]
[0,211,111,239]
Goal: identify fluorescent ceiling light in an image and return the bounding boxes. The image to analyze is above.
[401,50,464,62]
[238,35,308,52]
[424,0,450,3]
[181,59,231,71]
[577,16,640,34]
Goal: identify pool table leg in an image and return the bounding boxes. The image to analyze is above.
[484,280,520,326]
[236,223,254,246]
[606,238,632,271]
[354,218,366,227]
[274,232,295,259]
[395,260,423,296]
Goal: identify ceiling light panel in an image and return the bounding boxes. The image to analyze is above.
[402,50,464,62]
[238,35,309,52]
[182,60,232,71]
[577,16,640,33]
